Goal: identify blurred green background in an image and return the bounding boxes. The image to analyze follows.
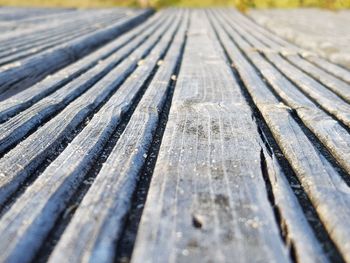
[0,0,349,9]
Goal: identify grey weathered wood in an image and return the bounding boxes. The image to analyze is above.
[0,13,173,206]
[226,8,300,52]
[0,12,128,63]
[221,10,350,129]
[0,7,71,22]
[48,11,186,263]
[0,11,181,263]
[285,55,350,103]
[0,14,169,153]
[223,9,350,103]
[213,11,350,175]
[209,12,333,262]
[262,145,328,263]
[0,8,153,95]
[0,7,349,263]
[0,9,124,45]
[132,10,289,263]
[210,9,350,262]
[305,55,350,84]
[0,11,124,48]
[0,11,163,116]
[265,53,350,128]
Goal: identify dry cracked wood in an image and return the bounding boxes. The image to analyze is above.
[0,11,164,116]
[0,13,170,154]
[0,7,349,263]
[212,10,350,176]
[0,12,174,205]
[132,10,289,263]
[0,8,153,96]
[0,10,182,263]
[49,11,187,263]
[210,8,350,262]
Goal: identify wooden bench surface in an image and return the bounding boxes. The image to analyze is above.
[0,7,349,263]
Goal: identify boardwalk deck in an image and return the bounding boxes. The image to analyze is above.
[0,7,349,263]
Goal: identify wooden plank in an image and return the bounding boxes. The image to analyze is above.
[48,11,186,263]
[0,11,163,116]
[209,9,350,262]
[285,55,350,104]
[0,12,174,206]
[265,53,350,128]
[305,55,350,84]
[132,10,289,263]
[262,145,328,263]
[0,9,123,45]
[209,12,332,263]
[227,8,300,52]
[0,11,182,263]
[220,10,350,129]
[0,12,117,59]
[0,7,71,22]
[0,13,128,64]
[213,11,350,175]
[0,11,125,48]
[0,8,153,95]
[223,9,350,103]
[0,14,170,154]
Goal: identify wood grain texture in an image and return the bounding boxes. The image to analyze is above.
[0,11,181,263]
[0,13,173,206]
[0,11,163,116]
[0,14,169,154]
[209,11,330,262]
[210,9,350,262]
[213,11,350,175]
[0,8,153,96]
[132,10,289,263]
[285,55,350,103]
[0,7,349,263]
[227,9,350,100]
[49,11,186,263]
[305,55,350,84]
[219,10,350,130]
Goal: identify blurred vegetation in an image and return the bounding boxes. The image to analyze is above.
[0,0,349,9]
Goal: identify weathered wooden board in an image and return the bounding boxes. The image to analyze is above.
[49,11,187,263]
[0,11,173,206]
[0,10,182,263]
[0,7,349,263]
[210,8,350,262]
[208,10,330,262]
[0,8,153,95]
[0,12,129,65]
[0,11,163,115]
[212,10,350,175]
[0,13,169,153]
[132,10,290,263]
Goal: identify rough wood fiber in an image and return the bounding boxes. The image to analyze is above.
[0,7,349,263]
[0,11,181,263]
[213,11,350,175]
[132,10,289,263]
[210,9,350,262]
[0,9,153,95]
[0,11,164,114]
[49,11,187,263]
[209,11,330,262]
[0,13,173,206]
[0,14,170,154]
